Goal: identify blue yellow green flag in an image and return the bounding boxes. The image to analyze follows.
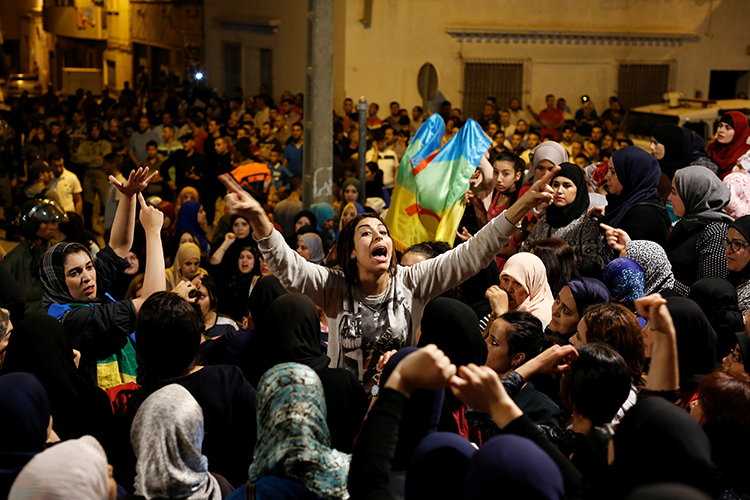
[385,115,491,247]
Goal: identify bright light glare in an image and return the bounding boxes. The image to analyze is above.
[195,72,204,81]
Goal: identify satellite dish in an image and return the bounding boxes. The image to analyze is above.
[417,63,438,103]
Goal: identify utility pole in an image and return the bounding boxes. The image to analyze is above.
[302,0,333,207]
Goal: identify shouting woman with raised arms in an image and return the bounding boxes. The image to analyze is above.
[220,168,558,389]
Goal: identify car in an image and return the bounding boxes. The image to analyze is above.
[621,98,750,151]
[6,74,43,99]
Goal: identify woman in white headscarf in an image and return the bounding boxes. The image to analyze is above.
[8,435,116,500]
[130,384,223,500]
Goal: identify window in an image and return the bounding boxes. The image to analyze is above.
[107,60,116,87]
[462,60,525,122]
[617,62,674,110]
[223,43,242,96]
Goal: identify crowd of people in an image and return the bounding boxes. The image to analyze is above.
[0,82,749,500]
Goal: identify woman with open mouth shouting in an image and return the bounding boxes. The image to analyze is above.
[219,168,558,391]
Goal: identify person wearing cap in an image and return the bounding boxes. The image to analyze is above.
[162,132,206,193]
[4,199,68,316]
[23,160,54,200]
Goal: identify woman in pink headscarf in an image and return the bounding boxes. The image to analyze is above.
[487,252,555,328]
[723,172,750,219]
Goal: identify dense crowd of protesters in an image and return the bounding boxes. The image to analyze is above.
[0,80,748,500]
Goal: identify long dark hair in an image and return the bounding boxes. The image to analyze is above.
[529,238,579,295]
[335,213,397,287]
[490,149,525,206]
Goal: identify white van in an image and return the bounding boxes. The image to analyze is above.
[621,99,750,151]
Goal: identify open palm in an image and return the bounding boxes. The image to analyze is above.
[110,166,159,197]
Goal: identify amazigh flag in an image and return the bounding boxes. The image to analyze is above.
[385,115,491,247]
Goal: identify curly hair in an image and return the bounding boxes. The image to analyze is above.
[581,302,645,385]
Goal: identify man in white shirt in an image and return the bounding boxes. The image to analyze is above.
[48,152,82,215]
[498,109,516,139]
[253,96,271,131]
[366,127,400,190]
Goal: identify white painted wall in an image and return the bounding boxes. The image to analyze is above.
[103,0,132,90]
[341,0,750,116]
[200,0,750,114]
[203,0,307,100]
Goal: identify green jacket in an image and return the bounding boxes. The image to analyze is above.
[76,139,112,169]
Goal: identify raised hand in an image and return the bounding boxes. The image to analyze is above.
[449,364,523,428]
[587,205,606,218]
[191,272,205,292]
[219,174,263,219]
[110,166,158,197]
[172,279,198,302]
[485,285,509,316]
[600,223,631,252]
[376,349,398,374]
[219,174,273,239]
[137,193,163,233]
[384,344,457,397]
[634,293,675,336]
[516,344,579,381]
[506,165,559,225]
[223,232,237,246]
[456,226,473,242]
[464,189,483,209]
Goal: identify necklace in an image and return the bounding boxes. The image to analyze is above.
[359,278,392,321]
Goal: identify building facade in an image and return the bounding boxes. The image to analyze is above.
[204,0,750,117]
[39,0,202,93]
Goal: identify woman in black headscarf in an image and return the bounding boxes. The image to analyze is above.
[651,124,718,179]
[462,435,566,500]
[0,373,52,499]
[609,396,713,498]
[256,293,368,453]
[688,278,744,357]
[597,147,671,246]
[725,215,750,315]
[417,297,487,441]
[1,315,112,443]
[285,210,319,248]
[520,163,611,276]
[663,297,718,402]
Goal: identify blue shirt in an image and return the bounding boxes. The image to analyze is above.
[269,162,294,190]
[128,130,160,162]
[283,143,304,176]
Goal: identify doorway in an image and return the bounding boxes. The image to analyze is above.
[709,70,750,100]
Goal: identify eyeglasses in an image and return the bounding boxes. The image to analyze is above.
[723,238,750,253]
